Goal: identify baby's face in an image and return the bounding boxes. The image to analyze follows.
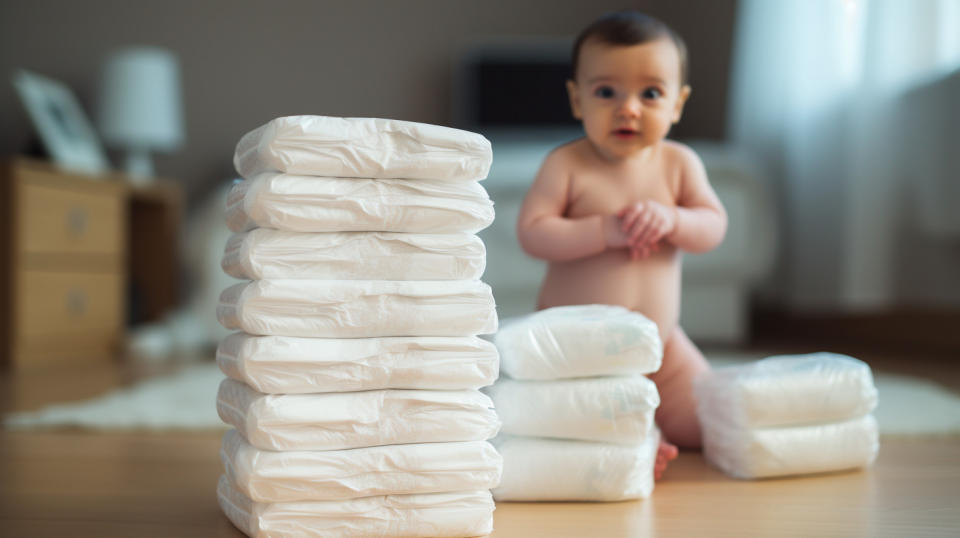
[567,38,690,161]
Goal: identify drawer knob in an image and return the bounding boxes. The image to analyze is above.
[66,289,88,317]
[67,207,89,237]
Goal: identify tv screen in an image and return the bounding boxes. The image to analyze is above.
[473,61,576,127]
[454,41,579,129]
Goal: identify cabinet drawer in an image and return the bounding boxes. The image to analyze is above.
[13,332,118,368]
[20,183,124,256]
[16,271,123,339]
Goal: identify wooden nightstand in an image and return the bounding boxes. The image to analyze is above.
[0,159,182,369]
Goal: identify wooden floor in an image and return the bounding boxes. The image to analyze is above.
[0,430,957,537]
[1,345,959,537]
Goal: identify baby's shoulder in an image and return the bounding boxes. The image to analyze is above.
[660,140,703,169]
[543,138,591,166]
[535,139,593,181]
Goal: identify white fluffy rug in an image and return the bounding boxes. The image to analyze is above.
[4,358,960,436]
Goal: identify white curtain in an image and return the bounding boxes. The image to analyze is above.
[728,0,960,311]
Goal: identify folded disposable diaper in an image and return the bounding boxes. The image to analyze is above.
[487,375,659,443]
[217,279,498,338]
[217,333,499,393]
[495,305,662,380]
[234,115,493,182]
[693,353,878,428]
[217,379,500,451]
[218,476,495,538]
[701,415,880,479]
[222,229,486,281]
[226,174,494,234]
[491,431,660,501]
[220,430,502,502]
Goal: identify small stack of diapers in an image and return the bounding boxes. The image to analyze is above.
[486,304,664,501]
[215,116,502,538]
[694,352,880,479]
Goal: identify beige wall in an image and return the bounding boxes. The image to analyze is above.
[0,0,736,205]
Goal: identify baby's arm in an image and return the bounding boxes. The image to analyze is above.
[666,145,727,253]
[517,149,628,261]
[621,145,727,254]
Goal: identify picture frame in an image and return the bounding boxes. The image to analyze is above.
[13,69,110,175]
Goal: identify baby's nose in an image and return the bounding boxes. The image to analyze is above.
[617,96,642,117]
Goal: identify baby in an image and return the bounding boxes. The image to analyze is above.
[516,11,727,479]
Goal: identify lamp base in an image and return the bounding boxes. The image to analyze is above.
[123,150,155,183]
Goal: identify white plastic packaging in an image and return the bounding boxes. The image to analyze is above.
[217,333,499,393]
[218,476,495,538]
[701,414,880,479]
[225,174,495,234]
[222,229,486,281]
[233,116,493,182]
[495,305,662,380]
[491,430,659,501]
[216,379,500,451]
[217,279,498,338]
[220,430,502,503]
[693,353,878,428]
[486,375,659,443]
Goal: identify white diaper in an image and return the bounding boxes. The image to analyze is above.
[701,414,880,479]
[694,353,878,428]
[495,305,662,380]
[486,375,659,444]
[234,115,493,182]
[491,430,660,501]
[218,476,495,538]
[222,229,486,281]
[217,333,499,393]
[225,174,495,234]
[220,430,502,503]
[217,279,498,338]
[217,379,500,451]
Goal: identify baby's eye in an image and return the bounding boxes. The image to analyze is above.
[594,86,615,99]
[642,87,663,100]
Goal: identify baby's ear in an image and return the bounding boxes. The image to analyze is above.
[672,85,692,123]
[566,80,582,120]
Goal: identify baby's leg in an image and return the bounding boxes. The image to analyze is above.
[649,325,710,449]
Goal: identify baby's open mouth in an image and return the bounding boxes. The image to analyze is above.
[614,128,638,138]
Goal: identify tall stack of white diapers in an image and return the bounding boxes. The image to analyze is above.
[694,352,880,479]
[215,116,502,537]
[487,305,664,501]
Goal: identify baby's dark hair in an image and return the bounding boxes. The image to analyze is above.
[571,11,688,86]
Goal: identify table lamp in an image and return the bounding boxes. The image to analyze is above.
[98,47,183,182]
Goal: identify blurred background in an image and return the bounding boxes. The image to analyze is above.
[1,0,958,386]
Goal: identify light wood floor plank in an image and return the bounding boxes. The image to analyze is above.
[0,431,957,537]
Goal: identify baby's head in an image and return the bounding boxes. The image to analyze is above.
[567,11,691,160]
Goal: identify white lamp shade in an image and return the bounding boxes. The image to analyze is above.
[98,47,183,151]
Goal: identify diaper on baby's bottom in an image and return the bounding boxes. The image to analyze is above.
[233,115,493,182]
[216,379,500,451]
[491,430,660,501]
[217,333,498,393]
[222,229,486,281]
[486,375,659,444]
[225,174,494,234]
[216,279,498,338]
[701,415,879,479]
[694,353,878,428]
[495,305,662,380]
[218,476,495,538]
[220,430,502,503]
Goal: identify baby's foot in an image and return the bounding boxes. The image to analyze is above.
[655,440,679,480]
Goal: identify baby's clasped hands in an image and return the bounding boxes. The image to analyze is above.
[617,200,678,260]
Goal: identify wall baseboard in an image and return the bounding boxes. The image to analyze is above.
[750,307,960,357]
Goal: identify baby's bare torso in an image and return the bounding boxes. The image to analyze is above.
[537,139,684,342]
